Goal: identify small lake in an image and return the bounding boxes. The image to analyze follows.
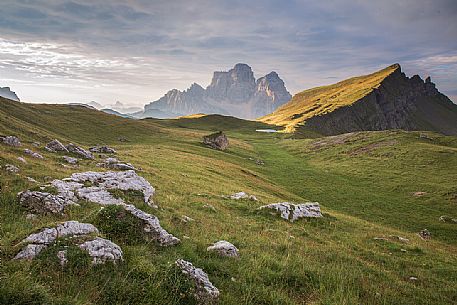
[255,129,279,133]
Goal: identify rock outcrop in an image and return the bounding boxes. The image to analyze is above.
[24,149,44,159]
[202,131,229,150]
[175,259,220,303]
[259,202,322,221]
[45,139,68,153]
[1,135,21,147]
[18,190,74,214]
[207,240,239,258]
[89,146,116,154]
[14,221,123,264]
[226,191,258,201]
[66,143,94,159]
[140,63,291,119]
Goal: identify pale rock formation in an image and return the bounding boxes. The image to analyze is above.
[259,202,322,221]
[45,139,68,153]
[207,240,239,258]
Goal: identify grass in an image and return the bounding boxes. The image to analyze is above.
[1,98,456,304]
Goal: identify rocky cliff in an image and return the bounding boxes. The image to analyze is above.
[0,87,20,102]
[260,64,457,136]
[141,64,291,119]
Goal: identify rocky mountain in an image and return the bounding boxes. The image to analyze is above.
[260,64,457,136]
[0,87,20,102]
[139,63,292,119]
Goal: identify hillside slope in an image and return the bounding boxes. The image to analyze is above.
[1,99,457,304]
[260,64,457,136]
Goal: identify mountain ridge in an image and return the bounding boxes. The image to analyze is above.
[138,63,292,119]
[260,64,457,136]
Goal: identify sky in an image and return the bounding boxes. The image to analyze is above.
[0,0,456,107]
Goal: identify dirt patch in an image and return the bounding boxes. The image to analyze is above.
[311,132,359,150]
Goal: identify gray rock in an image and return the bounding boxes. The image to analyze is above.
[66,143,94,159]
[228,191,258,201]
[57,250,68,266]
[5,164,19,173]
[26,177,38,183]
[207,240,239,258]
[419,229,431,240]
[32,142,41,147]
[175,259,220,303]
[89,146,116,154]
[259,202,322,221]
[18,190,67,215]
[79,237,123,264]
[45,139,68,153]
[24,228,58,244]
[124,204,180,246]
[56,221,99,237]
[439,215,457,224]
[1,135,21,146]
[14,244,46,260]
[24,149,44,159]
[62,156,78,164]
[17,157,27,163]
[203,131,229,150]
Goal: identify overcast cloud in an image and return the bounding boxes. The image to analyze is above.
[0,0,456,105]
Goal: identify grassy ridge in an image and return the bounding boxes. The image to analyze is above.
[259,64,399,131]
[1,99,456,304]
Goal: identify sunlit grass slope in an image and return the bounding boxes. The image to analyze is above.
[259,64,400,132]
[1,98,456,304]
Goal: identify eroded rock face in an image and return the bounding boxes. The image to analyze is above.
[66,143,93,159]
[14,221,101,261]
[259,202,322,221]
[1,135,21,147]
[203,131,229,150]
[175,259,220,303]
[207,240,239,258]
[18,191,70,215]
[89,146,116,154]
[45,139,68,153]
[79,237,123,264]
[124,204,180,246]
[24,149,44,159]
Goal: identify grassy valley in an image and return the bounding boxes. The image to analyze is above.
[1,98,457,304]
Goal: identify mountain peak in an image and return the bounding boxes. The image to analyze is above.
[0,86,20,102]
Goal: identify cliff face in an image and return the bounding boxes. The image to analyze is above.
[302,67,457,135]
[141,63,291,119]
[0,87,20,102]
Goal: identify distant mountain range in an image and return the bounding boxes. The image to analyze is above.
[0,87,20,102]
[86,101,142,114]
[134,63,292,119]
[260,64,457,136]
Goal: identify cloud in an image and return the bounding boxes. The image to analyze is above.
[0,0,456,104]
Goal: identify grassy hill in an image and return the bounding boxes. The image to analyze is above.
[1,98,457,304]
[259,64,457,136]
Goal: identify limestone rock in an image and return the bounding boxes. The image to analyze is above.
[57,250,68,266]
[62,156,78,164]
[17,157,27,163]
[419,229,431,240]
[203,131,229,150]
[56,221,99,237]
[66,143,94,159]
[79,237,123,264]
[98,157,135,170]
[175,259,220,303]
[89,146,116,154]
[228,191,258,201]
[124,204,180,246]
[439,215,457,224]
[18,191,68,214]
[45,139,68,153]
[207,240,239,258]
[24,149,44,159]
[14,244,46,260]
[5,164,19,173]
[1,135,21,147]
[259,202,322,221]
[24,228,58,245]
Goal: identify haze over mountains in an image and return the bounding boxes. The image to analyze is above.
[135,63,292,119]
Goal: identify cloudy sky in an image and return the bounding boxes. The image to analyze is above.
[0,0,456,106]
